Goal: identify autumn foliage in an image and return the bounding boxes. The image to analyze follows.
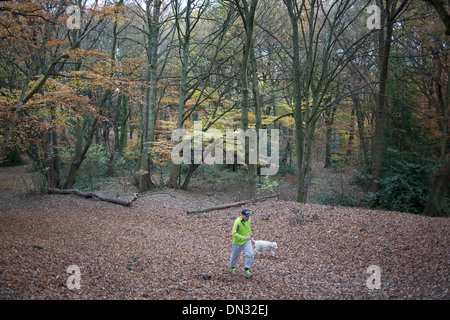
[0,0,448,215]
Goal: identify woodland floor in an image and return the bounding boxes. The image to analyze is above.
[0,163,449,300]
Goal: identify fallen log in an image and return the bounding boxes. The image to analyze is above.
[186,193,279,215]
[48,188,138,206]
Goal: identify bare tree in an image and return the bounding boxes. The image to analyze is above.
[137,0,164,192]
[370,0,409,198]
[229,0,259,198]
[283,0,370,202]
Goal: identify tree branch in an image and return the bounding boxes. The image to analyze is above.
[48,188,139,206]
[186,193,279,215]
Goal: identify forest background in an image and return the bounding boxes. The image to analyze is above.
[0,0,448,217]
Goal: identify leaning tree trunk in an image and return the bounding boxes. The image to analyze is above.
[180,163,200,191]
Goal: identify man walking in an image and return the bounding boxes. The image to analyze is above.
[230,209,254,278]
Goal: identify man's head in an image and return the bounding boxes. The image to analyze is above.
[241,209,251,221]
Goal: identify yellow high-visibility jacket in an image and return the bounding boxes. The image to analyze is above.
[232,216,252,245]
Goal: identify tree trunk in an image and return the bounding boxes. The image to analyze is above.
[138,0,161,192]
[168,0,192,189]
[118,95,129,157]
[423,158,450,217]
[284,0,305,203]
[324,105,337,168]
[438,68,449,162]
[345,106,355,165]
[48,110,61,188]
[63,117,98,189]
[371,1,394,197]
[237,0,258,199]
[354,95,369,166]
[298,120,316,202]
[180,163,200,191]
[63,117,84,189]
[249,37,261,195]
[370,0,409,197]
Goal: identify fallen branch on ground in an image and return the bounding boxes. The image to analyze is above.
[186,193,279,215]
[48,188,139,206]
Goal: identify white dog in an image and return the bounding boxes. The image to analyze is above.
[252,239,278,257]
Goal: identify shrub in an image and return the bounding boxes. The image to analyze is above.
[258,176,279,193]
[356,148,438,214]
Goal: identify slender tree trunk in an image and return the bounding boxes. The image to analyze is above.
[249,40,261,193]
[325,105,337,168]
[438,68,449,162]
[168,0,192,189]
[423,158,450,217]
[284,0,305,202]
[236,0,258,199]
[300,119,316,202]
[118,95,129,157]
[345,106,355,165]
[354,95,369,166]
[48,107,61,188]
[371,1,394,196]
[138,0,161,192]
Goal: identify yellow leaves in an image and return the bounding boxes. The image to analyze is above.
[67,70,112,92]
[65,49,145,95]
[150,140,175,166]
[157,120,177,133]
[68,48,108,61]
[123,139,141,161]
[0,89,19,106]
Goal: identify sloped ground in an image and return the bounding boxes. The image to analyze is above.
[0,176,448,300]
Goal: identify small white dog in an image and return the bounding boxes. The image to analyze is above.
[252,239,278,257]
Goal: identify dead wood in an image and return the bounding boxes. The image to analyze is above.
[186,193,279,214]
[48,188,138,206]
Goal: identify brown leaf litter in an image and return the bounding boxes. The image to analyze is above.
[0,183,448,300]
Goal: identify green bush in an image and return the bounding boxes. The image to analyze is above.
[258,176,279,193]
[356,148,438,214]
